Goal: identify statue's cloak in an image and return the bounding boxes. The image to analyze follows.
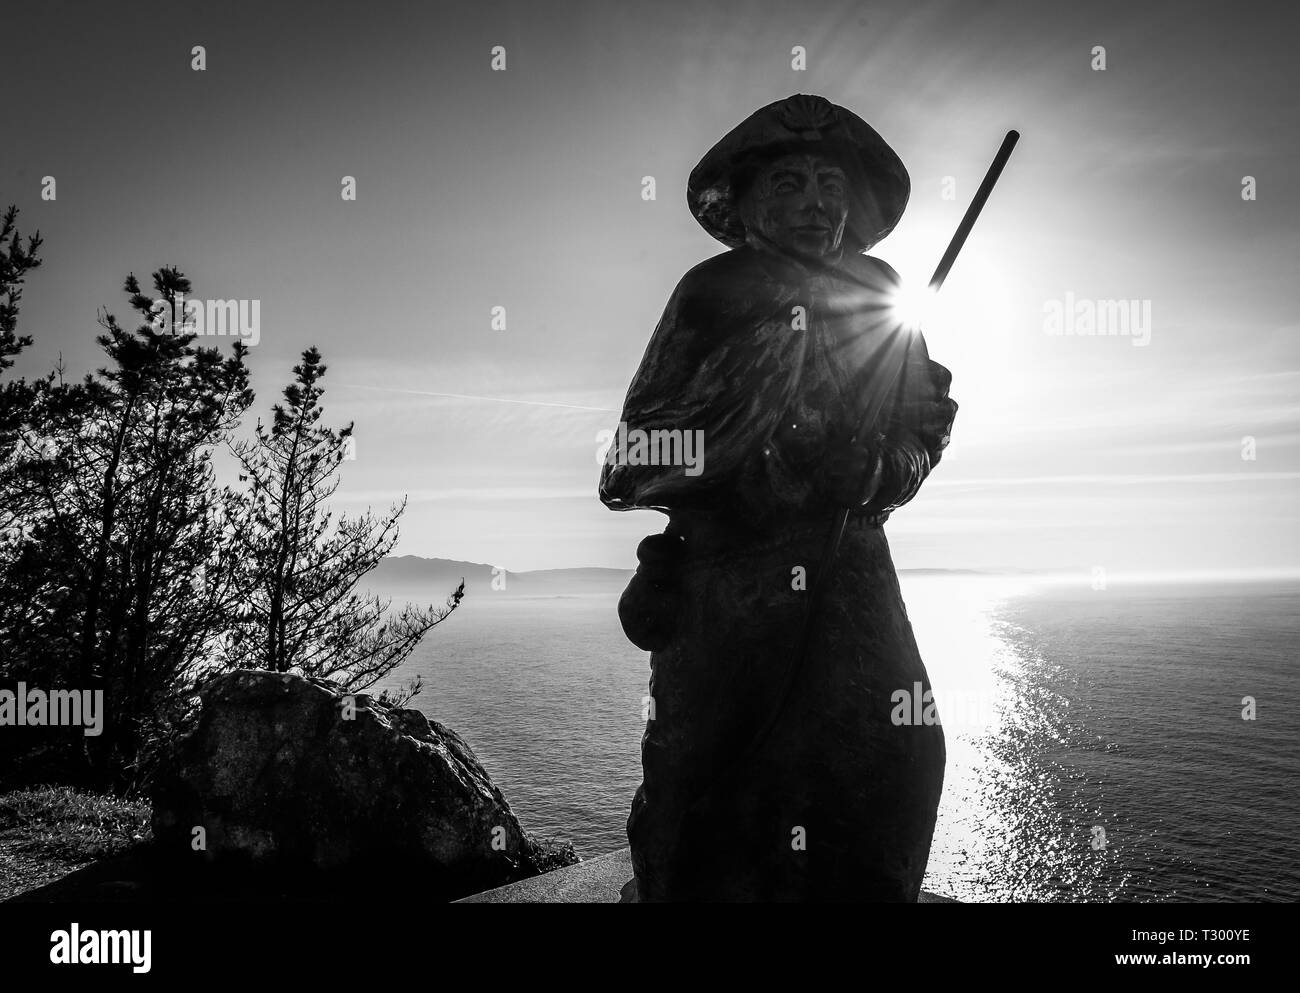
[599,244,941,522]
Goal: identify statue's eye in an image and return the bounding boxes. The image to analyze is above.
[821,179,845,197]
[773,179,800,195]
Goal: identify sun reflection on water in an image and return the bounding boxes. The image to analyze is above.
[901,575,1120,902]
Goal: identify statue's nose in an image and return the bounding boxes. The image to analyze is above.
[794,190,824,217]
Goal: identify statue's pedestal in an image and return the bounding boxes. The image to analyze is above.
[455,848,634,903]
[455,848,957,903]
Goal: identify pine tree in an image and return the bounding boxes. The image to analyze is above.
[228,347,461,704]
[0,204,44,537]
[0,204,42,379]
[1,268,253,787]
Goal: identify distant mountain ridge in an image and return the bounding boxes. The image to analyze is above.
[366,555,990,602]
[366,555,635,600]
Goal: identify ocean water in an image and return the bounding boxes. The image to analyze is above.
[377,578,1300,903]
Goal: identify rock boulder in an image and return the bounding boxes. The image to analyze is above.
[150,669,576,899]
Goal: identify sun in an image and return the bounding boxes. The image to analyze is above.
[890,280,941,331]
[885,255,1018,415]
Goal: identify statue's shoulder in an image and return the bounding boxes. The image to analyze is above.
[660,248,782,342]
[672,246,771,305]
[836,252,903,293]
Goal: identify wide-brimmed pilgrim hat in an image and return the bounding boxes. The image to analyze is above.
[687,93,910,253]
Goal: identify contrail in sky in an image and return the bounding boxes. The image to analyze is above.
[340,383,618,413]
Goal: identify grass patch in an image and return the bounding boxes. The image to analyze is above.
[0,785,151,862]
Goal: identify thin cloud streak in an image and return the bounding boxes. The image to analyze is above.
[337,486,596,503]
[929,472,1300,488]
[339,383,618,413]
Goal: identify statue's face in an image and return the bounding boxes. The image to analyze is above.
[739,153,849,259]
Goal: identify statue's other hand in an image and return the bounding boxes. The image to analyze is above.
[901,360,958,459]
[821,440,886,508]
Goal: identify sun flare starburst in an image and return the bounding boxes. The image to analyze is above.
[890,280,940,331]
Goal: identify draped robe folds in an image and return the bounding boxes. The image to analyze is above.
[600,242,957,901]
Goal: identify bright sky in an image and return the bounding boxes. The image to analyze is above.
[6,0,1298,574]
